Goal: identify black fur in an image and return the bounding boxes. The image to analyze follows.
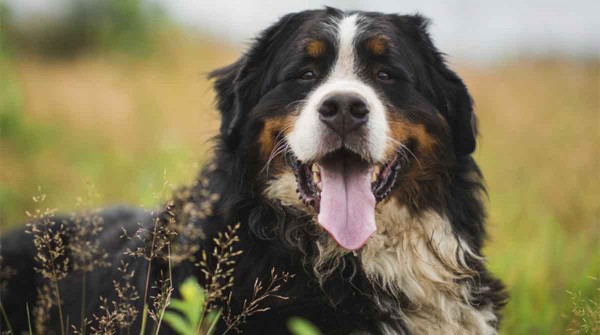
[1,8,506,335]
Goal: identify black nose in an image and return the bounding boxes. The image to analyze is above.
[318,94,369,135]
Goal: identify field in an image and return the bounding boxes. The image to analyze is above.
[1,29,598,333]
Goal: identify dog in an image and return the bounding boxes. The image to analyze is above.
[1,8,507,335]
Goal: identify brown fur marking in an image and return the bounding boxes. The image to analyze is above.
[259,117,294,162]
[385,117,438,159]
[306,39,327,58]
[366,35,388,56]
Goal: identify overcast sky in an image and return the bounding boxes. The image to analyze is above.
[7,0,600,61]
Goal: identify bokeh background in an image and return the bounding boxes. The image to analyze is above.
[0,1,598,334]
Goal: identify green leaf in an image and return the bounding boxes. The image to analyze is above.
[177,278,204,328]
[164,277,210,334]
[180,277,205,305]
[168,299,191,313]
[163,311,195,335]
[287,317,321,335]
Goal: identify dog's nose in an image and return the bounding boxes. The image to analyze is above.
[318,94,369,135]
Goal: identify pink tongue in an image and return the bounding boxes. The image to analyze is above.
[318,156,376,251]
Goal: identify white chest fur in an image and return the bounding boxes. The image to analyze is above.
[361,199,497,334]
[264,174,496,334]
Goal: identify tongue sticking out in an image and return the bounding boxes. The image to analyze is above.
[317,153,376,251]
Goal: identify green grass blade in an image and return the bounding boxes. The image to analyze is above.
[205,309,222,335]
[26,302,33,335]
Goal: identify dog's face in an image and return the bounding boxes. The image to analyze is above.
[211,8,477,251]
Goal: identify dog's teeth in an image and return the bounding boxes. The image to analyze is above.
[316,181,322,191]
[371,166,381,183]
[312,171,320,183]
[311,164,321,183]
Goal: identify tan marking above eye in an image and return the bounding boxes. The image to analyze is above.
[366,36,388,56]
[306,39,326,58]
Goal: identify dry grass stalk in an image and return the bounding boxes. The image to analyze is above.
[566,277,600,335]
[223,268,295,334]
[148,271,174,334]
[197,223,243,315]
[121,172,175,314]
[121,211,177,263]
[156,222,242,335]
[166,163,220,265]
[25,190,68,335]
[89,261,140,334]
[32,284,53,335]
[89,296,123,335]
[67,183,111,334]
[69,184,110,273]
[120,171,179,333]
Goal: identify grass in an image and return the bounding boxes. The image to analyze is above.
[461,60,600,334]
[0,30,598,334]
[0,30,235,226]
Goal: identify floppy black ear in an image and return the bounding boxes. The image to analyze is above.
[209,11,312,147]
[209,57,248,145]
[393,14,477,156]
[433,63,478,156]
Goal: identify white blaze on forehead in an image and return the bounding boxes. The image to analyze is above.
[287,13,389,163]
[332,14,359,80]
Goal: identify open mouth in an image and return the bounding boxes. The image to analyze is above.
[286,148,407,251]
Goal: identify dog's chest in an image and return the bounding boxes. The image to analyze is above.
[264,174,496,334]
[360,200,497,335]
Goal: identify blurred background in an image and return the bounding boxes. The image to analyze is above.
[0,0,598,334]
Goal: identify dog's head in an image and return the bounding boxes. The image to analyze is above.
[210,8,477,251]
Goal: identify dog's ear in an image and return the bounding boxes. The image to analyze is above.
[209,57,248,145]
[432,61,478,156]
[392,14,478,156]
[209,12,309,147]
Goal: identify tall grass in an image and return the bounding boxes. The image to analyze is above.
[0,25,598,334]
[461,60,599,334]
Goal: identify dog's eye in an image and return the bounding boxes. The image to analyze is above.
[377,71,392,82]
[300,70,317,81]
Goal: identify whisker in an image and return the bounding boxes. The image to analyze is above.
[262,140,287,176]
[260,123,295,176]
[386,136,422,168]
[259,98,308,176]
[399,143,422,168]
[286,99,307,112]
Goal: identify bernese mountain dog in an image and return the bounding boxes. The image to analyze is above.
[1,8,507,335]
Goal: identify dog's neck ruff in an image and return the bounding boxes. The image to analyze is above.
[264,173,497,335]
